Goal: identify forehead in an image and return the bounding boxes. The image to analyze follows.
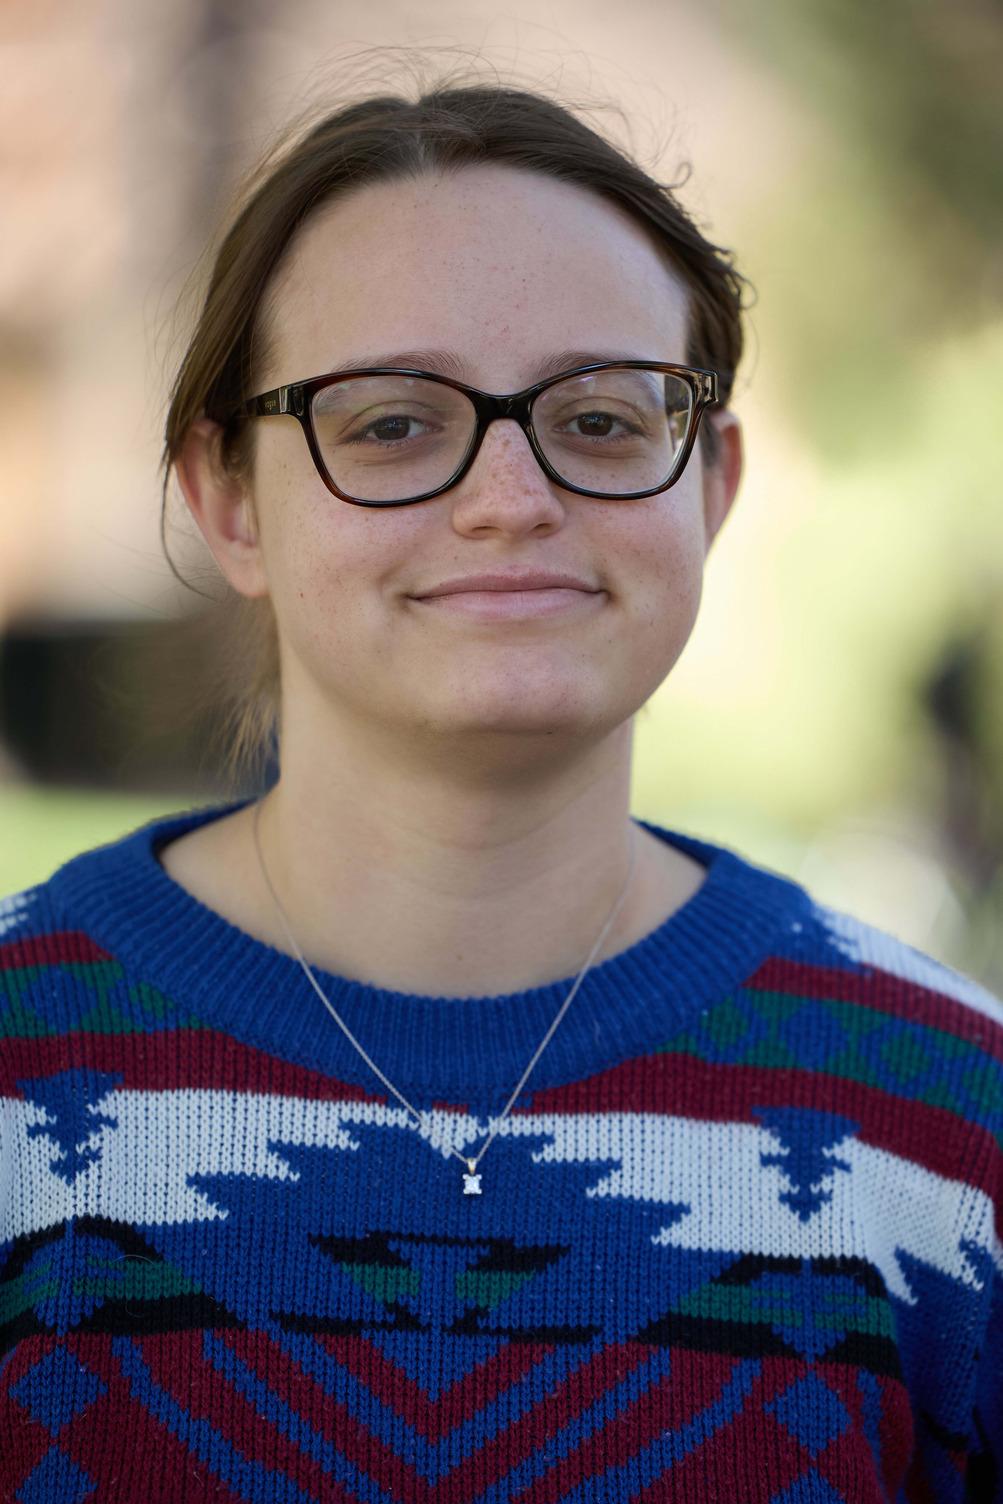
[258,164,690,386]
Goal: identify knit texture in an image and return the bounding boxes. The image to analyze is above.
[2,798,1001,1503]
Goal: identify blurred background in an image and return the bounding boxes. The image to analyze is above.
[1,0,1001,991]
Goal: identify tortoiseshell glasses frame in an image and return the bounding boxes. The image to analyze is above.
[238,360,720,506]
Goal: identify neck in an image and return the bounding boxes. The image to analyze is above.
[220,715,700,998]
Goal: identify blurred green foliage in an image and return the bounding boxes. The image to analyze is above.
[707,0,1003,839]
[726,0,1003,462]
[0,786,182,895]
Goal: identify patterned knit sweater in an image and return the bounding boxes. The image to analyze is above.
[2,798,1001,1504]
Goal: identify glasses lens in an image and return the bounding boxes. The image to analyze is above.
[311,375,476,502]
[532,367,694,495]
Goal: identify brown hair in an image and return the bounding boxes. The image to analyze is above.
[161,68,753,795]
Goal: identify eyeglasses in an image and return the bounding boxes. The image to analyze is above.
[239,361,719,507]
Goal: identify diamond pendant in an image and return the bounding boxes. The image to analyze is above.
[462,1158,482,1195]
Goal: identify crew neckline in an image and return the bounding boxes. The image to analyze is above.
[48,798,813,1103]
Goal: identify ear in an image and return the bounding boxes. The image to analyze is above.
[173,418,270,599]
[701,408,744,553]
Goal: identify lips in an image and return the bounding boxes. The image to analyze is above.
[411,583,604,621]
[414,571,599,598]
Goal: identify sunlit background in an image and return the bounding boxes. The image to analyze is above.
[2,0,1001,992]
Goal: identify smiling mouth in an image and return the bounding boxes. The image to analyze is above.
[412,586,605,620]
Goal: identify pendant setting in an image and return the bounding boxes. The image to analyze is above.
[462,1158,482,1195]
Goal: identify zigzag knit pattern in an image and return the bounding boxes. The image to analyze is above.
[1,799,1001,1502]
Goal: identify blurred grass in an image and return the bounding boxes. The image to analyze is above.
[0,784,194,893]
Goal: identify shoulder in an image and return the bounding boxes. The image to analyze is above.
[0,877,54,948]
[712,833,1003,1066]
[767,891,1003,1185]
[0,812,184,1042]
[0,867,116,1041]
[800,892,1003,1048]
[713,872,1003,1162]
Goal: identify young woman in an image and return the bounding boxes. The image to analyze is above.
[2,79,1001,1503]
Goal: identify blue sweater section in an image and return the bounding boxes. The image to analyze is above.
[0,798,1000,1503]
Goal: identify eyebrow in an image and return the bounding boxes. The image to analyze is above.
[331,348,653,384]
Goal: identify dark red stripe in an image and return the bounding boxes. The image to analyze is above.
[319,1330,550,1441]
[878,1373,917,1498]
[0,1029,377,1105]
[508,1347,754,1504]
[5,935,996,1053]
[1,930,113,969]
[58,1331,248,1504]
[748,955,1003,1059]
[139,1329,358,1504]
[217,1325,434,1503]
[0,1338,58,1498]
[438,1340,668,1504]
[629,1357,810,1504]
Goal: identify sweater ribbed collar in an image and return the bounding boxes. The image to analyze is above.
[48,798,812,1102]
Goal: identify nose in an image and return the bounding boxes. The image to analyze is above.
[447,418,567,538]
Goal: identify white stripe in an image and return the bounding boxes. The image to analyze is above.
[0,890,36,938]
[3,1090,1000,1306]
[511,1111,1003,1303]
[817,903,1003,1027]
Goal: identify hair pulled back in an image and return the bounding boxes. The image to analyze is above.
[161,73,752,794]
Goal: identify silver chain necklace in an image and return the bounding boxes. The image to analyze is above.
[251,798,638,1194]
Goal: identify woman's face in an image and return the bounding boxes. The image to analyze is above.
[236,163,741,758]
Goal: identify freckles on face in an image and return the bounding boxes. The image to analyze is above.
[258,450,425,673]
[246,164,715,734]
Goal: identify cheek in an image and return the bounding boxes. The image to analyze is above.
[283,537,368,642]
[615,503,707,622]
[268,499,418,661]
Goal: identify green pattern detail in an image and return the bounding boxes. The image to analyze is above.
[126,981,173,1020]
[962,1061,1003,1117]
[0,963,43,1008]
[0,991,57,1039]
[916,1080,966,1115]
[58,961,126,1013]
[676,1284,783,1324]
[668,1033,702,1056]
[73,1262,201,1302]
[0,1277,60,1322]
[809,995,888,1040]
[654,985,1003,1145]
[879,1031,934,1083]
[675,1281,893,1338]
[934,1030,978,1061]
[0,954,206,1037]
[740,991,814,1025]
[740,1038,801,1070]
[703,1001,749,1048]
[77,1003,145,1036]
[338,1263,421,1303]
[0,1258,200,1324]
[822,1044,888,1091]
[455,1269,537,1310]
[0,959,124,1034]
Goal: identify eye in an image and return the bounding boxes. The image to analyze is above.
[548,404,648,447]
[564,409,641,440]
[347,412,435,446]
